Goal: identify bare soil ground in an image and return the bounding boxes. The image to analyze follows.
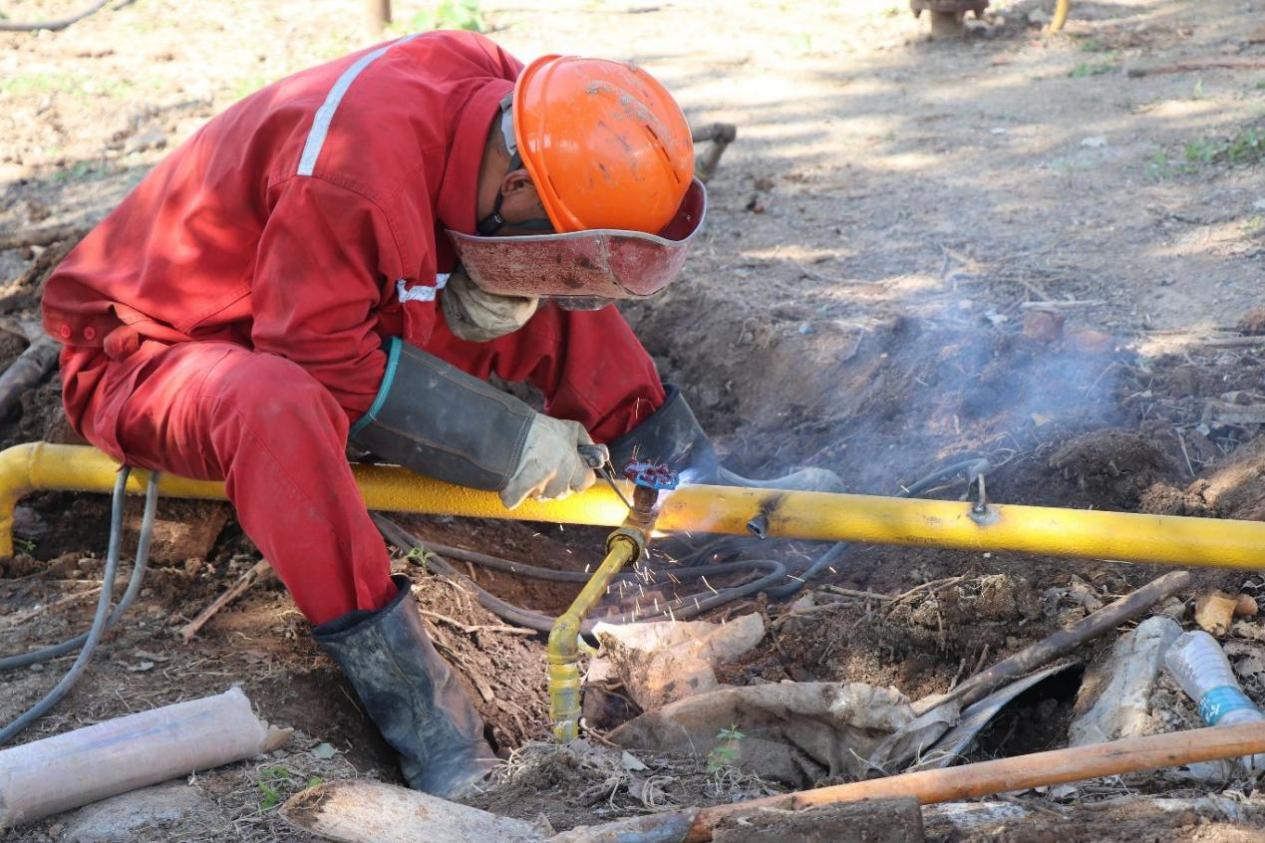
[5,0,1265,840]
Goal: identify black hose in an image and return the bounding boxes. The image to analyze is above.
[0,467,159,744]
[902,458,989,498]
[374,514,784,635]
[0,0,113,32]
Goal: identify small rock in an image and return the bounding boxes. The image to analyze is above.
[1066,327,1114,353]
[61,783,227,842]
[1022,309,1065,343]
[1236,594,1259,618]
[1195,591,1239,637]
[311,741,337,759]
[123,129,168,156]
[620,750,647,771]
[12,505,47,540]
[1081,136,1108,148]
[1027,9,1051,24]
[1253,198,1265,210]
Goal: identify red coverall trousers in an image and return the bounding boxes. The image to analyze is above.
[64,305,665,625]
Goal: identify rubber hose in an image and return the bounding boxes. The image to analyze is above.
[0,468,160,744]
[426,538,776,585]
[0,470,160,671]
[373,515,783,635]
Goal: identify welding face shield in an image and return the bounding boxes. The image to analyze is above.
[446,178,706,310]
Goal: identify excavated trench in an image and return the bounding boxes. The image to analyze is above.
[4,281,1265,837]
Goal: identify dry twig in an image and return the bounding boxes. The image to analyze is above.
[179,560,274,643]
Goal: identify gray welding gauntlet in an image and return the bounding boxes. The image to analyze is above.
[350,338,594,507]
[313,575,498,798]
[608,384,843,492]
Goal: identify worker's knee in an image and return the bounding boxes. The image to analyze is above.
[206,351,348,446]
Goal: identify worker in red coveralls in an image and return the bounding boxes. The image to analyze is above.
[41,31,833,796]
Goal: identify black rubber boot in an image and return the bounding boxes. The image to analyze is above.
[313,575,498,798]
[608,385,843,492]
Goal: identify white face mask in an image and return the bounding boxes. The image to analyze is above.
[440,266,539,342]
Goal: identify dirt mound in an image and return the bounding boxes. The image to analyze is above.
[1144,436,1265,524]
[1236,309,1265,336]
[717,574,1054,702]
[1047,429,1177,510]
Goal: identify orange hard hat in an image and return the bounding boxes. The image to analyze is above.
[512,55,694,235]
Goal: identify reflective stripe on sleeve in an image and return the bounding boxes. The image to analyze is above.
[297,34,419,177]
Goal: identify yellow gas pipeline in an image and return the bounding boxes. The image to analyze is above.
[0,443,1263,569]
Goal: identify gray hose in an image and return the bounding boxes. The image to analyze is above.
[0,468,159,744]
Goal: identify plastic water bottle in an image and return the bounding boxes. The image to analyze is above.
[1165,631,1265,726]
[1165,630,1265,773]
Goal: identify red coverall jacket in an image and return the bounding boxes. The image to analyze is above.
[40,31,666,623]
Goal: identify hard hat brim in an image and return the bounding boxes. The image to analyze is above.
[447,178,706,301]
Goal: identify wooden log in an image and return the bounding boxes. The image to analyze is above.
[0,687,290,829]
[365,0,391,36]
[280,780,541,843]
[711,798,924,842]
[691,123,737,184]
[0,332,60,421]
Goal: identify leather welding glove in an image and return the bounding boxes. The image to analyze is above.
[440,266,539,342]
[500,415,596,509]
[350,337,595,508]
